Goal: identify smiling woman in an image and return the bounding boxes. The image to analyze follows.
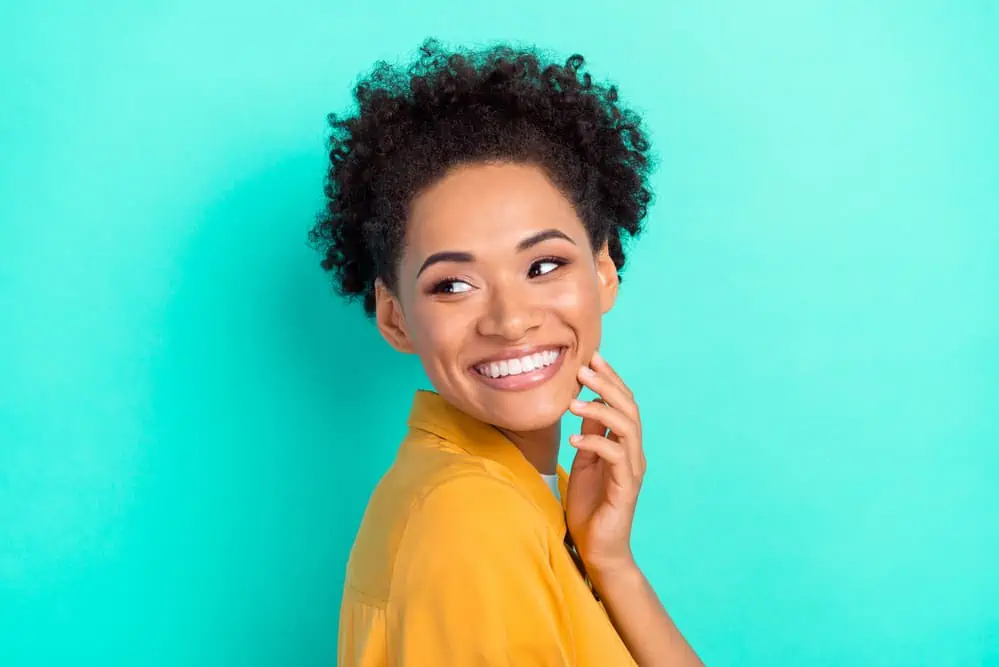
[310,39,702,667]
[387,162,615,451]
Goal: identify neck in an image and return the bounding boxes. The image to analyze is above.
[496,420,562,475]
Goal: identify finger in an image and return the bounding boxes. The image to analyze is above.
[570,399,641,477]
[568,434,636,495]
[568,444,600,474]
[586,352,646,482]
[570,399,636,441]
[578,364,638,421]
[579,405,609,438]
[590,350,633,400]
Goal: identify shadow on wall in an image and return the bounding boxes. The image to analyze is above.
[142,150,416,665]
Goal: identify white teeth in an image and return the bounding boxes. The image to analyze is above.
[475,348,562,379]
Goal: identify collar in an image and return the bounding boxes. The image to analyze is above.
[406,390,570,537]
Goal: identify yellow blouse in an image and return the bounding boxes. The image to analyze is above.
[338,390,637,666]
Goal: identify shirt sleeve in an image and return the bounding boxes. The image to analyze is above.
[387,473,572,666]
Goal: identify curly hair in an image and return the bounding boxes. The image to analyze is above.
[309,39,653,316]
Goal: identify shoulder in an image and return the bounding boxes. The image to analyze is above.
[385,433,553,565]
[398,432,538,522]
[389,471,556,599]
[409,470,543,541]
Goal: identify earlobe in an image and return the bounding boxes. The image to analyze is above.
[595,243,620,314]
[374,279,415,354]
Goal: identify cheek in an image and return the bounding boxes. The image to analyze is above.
[548,273,603,327]
[407,303,472,369]
[544,276,603,364]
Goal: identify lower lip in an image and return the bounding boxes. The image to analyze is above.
[470,350,567,392]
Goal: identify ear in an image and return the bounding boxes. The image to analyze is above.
[594,241,620,314]
[374,278,415,354]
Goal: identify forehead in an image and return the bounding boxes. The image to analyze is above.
[404,162,585,258]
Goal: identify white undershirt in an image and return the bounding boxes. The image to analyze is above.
[541,473,560,501]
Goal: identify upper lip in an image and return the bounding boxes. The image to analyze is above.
[471,345,566,368]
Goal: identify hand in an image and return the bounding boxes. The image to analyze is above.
[565,350,646,578]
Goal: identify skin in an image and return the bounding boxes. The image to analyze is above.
[375,161,618,473]
[375,161,701,666]
[571,353,703,666]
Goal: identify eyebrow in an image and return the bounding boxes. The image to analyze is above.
[416,228,576,277]
[517,228,575,252]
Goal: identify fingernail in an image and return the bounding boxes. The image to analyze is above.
[569,434,581,445]
[570,399,584,410]
[578,366,595,378]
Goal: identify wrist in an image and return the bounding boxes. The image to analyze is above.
[587,553,640,586]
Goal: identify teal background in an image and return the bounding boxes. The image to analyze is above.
[2,1,997,665]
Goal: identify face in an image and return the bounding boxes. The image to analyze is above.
[375,161,619,432]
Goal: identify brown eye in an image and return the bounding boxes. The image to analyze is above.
[528,257,567,278]
[430,278,473,295]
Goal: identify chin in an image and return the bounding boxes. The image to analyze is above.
[474,389,572,432]
[487,406,564,432]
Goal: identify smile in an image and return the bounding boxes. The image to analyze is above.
[474,347,563,378]
[470,346,567,391]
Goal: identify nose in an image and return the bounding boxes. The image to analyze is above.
[476,282,543,341]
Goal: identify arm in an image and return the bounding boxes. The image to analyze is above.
[387,474,572,666]
[592,560,701,667]
[568,350,702,666]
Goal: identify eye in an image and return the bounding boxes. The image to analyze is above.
[430,278,474,295]
[528,256,567,279]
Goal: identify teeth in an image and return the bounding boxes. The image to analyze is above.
[476,349,562,378]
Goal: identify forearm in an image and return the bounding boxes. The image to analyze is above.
[592,560,702,667]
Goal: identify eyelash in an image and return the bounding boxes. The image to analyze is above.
[427,256,570,295]
[428,276,468,295]
[528,255,569,278]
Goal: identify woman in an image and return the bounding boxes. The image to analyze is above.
[310,39,701,667]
